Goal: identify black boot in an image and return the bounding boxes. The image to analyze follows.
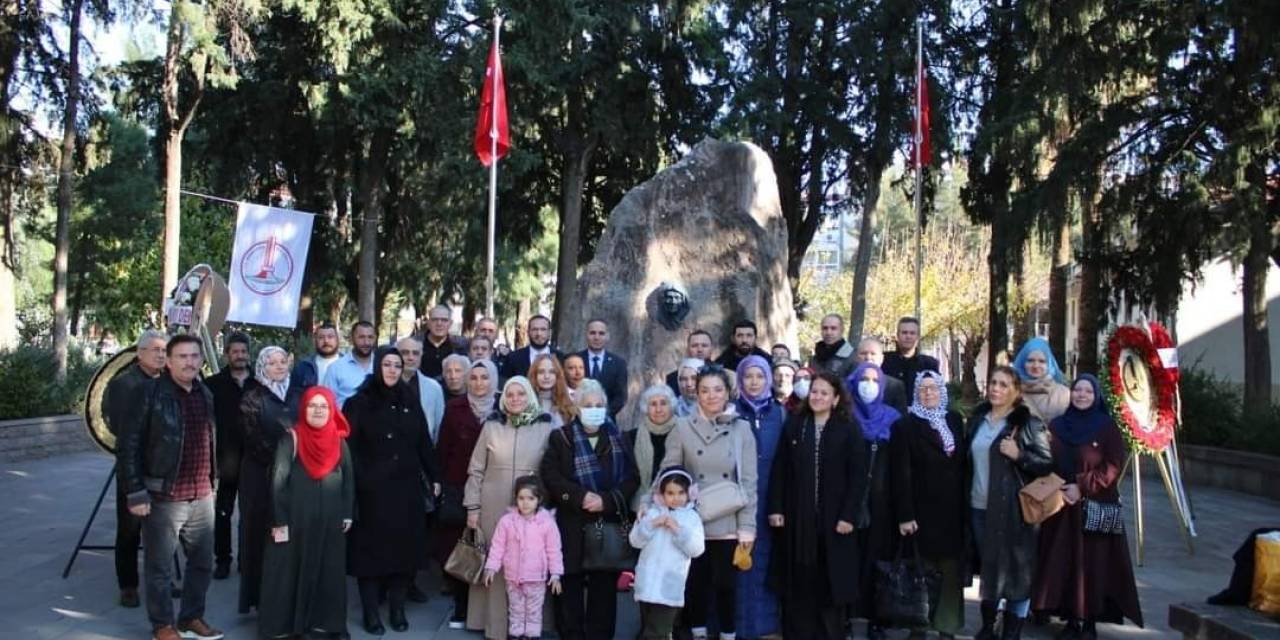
[358,578,385,636]
[388,578,410,632]
[975,600,1000,640]
[1055,619,1081,640]
[1001,615,1026,640]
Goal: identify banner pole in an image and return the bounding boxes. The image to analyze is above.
[914,17,924,323]
[485,12,502,320]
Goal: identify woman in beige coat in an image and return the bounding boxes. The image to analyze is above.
[660,364,758,640]
[464,375,556,639]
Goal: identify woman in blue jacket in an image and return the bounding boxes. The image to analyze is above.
[733,355,785,638]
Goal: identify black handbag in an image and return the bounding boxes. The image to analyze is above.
[875,538,941,627]
[436,484,467,527]
[581,490,637,572]
[1083,499,1124,534]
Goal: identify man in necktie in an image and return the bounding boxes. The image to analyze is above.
[579,319,628,419]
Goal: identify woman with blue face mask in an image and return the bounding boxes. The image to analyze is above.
[845,361,903,639]
[540,378,640,640]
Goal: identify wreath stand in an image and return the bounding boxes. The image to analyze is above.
[1104,321,1197,566]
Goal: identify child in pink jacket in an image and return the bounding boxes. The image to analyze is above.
[483,475,564,640]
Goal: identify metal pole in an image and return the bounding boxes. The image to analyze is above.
[485,13,502,319]
[913,18,924,323]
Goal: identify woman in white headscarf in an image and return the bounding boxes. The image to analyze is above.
[463,376,557,639]
[674,357,704,417]
[237,345,303,613]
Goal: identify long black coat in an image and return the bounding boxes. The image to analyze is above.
[890,411,968,560]
[964,403,1053,601]
[343,383,441,577]
[768,413,867,606]
[237,383,304,611]
[540,421,640,575]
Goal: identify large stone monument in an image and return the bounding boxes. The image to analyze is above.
[564,138,798,426]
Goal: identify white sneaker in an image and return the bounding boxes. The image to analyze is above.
[447,619,466,630]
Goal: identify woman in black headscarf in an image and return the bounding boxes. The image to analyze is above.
[343,346,442,635]
[1032,374,1143,639]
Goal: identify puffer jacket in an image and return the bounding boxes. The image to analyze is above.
[630,496,705,607]
[116,373,218,506]
[485,507,565,583]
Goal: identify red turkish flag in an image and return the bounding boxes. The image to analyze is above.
[913,57,931,169]
[474,37,509,166]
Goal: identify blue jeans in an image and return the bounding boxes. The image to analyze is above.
[143,496,214,628]
[970,508,1030,618]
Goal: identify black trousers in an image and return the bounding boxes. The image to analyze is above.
[683,540,737,634]
[556,570,620,640]
[640,602,680,640]
[114,482,142,589]
[213,452,240,566]
[446,574,470,620]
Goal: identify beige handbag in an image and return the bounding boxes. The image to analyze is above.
[1018,472,1065,525]
[697,426,748,522]
[444,527,488,584]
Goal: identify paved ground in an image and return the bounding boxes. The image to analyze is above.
[3,450,1276,639]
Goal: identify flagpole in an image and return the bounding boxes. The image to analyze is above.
[913,17,924,324]
[485,12,502,319]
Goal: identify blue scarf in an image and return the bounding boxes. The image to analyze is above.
[1053,373,1110,446]
[1012,337,1066,385]
[569,417,632,492]
[735,355,775,414]
[846,361,902,442]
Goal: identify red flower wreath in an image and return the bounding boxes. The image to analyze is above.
[1102,322,1179,453]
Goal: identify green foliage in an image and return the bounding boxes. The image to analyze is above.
[1178,367,1280,458]
[0,344,99,420]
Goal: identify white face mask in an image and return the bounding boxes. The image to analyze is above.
[580,407,608,428]
[792,378,811,400]
[857,380,880,404]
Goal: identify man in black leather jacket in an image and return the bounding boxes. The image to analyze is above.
[116,335,225,640]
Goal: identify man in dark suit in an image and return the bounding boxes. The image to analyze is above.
[856,337,909,414]
[501,314,562,381]
[880,316,941,401]
[580,319,628,419]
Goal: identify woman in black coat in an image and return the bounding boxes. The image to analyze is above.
[540,379,639,640]
[767,371,867,639]
[891,370,968,637]
[965,365,1053,640]
[236,346,303,614]
[343,346,442,635]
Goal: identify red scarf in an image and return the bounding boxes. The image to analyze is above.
[294,387,350,481]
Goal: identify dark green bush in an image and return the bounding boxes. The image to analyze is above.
[0,345,99,420]
[1177,367,1280,457]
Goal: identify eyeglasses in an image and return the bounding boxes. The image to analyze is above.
[401,349,422,356]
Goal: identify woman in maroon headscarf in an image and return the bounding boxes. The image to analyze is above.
[258,386,354,640]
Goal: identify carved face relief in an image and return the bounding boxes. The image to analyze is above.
[655,283,691,330]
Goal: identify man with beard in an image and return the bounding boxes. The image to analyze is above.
[322,321,377,408]
[117,335,223,640]
[811,314,857,379]
[665,330,715,395]
[713,319,772,372]
[500,314,562,381]
[104,329,167,607]
[291,323,341,389]
[880,316,940,400]
[205,333,256,580]
[854,337,909,414]
[418,305,467,378]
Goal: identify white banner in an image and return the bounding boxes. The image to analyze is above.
[227,203,314,328]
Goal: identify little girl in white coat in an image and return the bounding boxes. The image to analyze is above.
[630,466,706,640]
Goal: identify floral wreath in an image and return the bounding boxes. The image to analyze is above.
[1100,322,1179,453]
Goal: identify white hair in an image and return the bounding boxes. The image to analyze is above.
[136,329,167,349]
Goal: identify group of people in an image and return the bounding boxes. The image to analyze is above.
[108,310,1144,640]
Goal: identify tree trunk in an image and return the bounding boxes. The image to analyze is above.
[848,164,885,341]
[551,133,596,344]
[356,129,393,325]
[160,1,204,307]
[1242,213,1272,412]
[0,0,22,351]
[53,0,83,380]
[962,331,985,402]
[987,249,1010,373]
[516,298,531,348]
[1076,185,1103,374]
[1048,217,1071,368]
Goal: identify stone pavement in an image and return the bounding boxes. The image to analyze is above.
[3,451,1277,639]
